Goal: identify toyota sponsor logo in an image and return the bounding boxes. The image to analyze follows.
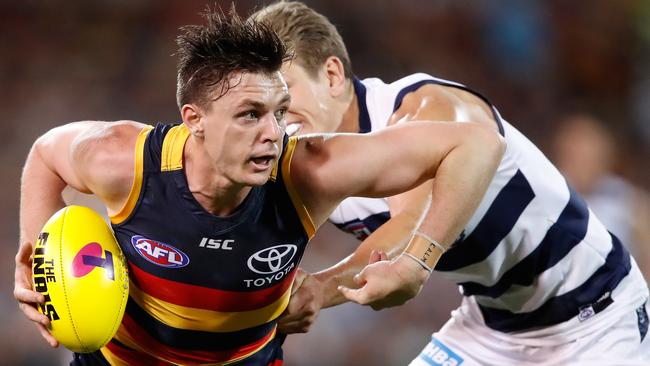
[247,244,297,274]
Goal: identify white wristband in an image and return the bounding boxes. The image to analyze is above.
[415,231,447,253]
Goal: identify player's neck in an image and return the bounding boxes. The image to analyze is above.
[337,81,359,133]
[183,137,252,216]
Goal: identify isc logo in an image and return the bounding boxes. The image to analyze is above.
[130,235,189,268]
[199,238,234,250]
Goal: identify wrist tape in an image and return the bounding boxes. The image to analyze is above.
[403,232,446,271]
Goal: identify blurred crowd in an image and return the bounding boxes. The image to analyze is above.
[1,1,649,365]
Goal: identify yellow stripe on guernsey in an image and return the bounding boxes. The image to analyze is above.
[128,281,291,332]
[161,124,191,172]
[110,126,154,225]
[101,324,150,365]
[100,349,129,366]
[281,136,316,239]
[102,325,277,366]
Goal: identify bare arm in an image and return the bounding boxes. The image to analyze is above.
[289,83,503,309]
[286,120,503,310]
[292,120,503,224]
[14,120,146,346]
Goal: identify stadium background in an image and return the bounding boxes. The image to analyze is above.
[1,1,649,365]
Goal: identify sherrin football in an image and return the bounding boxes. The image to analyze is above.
[32,205,129,353]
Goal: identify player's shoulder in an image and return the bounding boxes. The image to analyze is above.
[71,121,151,208]
[81,120,148,142]
[359,73,439,92]
[363,73,461,109]
[70,121,150,181]
[71,120,148,155]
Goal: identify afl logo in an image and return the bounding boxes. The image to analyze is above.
[131,235,189,268]
[247,244,297,274]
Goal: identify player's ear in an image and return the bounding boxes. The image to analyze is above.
[181,104,204,138]
[324,56,346,98]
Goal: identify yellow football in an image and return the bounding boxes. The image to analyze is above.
[32,205,129,353]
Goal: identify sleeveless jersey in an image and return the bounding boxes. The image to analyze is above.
[99,123,313,365]
[330,74,638,333]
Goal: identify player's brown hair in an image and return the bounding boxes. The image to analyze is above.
[176,5,291,109]
[250,1,352,79]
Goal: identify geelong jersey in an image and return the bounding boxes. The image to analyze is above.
[330,73,639,333]
[100,123,312,365]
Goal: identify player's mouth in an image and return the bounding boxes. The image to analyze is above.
[285,122,303,136]
[249,154,277,171]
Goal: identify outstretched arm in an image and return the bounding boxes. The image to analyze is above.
[289,121,503,309]
[278,85,503,332]
[14,120,146,346]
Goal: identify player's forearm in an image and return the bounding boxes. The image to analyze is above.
[19,142,68,250]
[407,125,505,267]
[314,211,420,307]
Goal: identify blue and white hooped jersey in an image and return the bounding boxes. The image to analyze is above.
[330,73,637,333]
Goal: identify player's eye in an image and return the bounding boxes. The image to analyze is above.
[274,108,287,121]
[243,111,259,120]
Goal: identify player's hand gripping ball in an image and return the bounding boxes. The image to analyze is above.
[32,205,129,353]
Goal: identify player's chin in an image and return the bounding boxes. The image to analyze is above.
[242,166,274,186]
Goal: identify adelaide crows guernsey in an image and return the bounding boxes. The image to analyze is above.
[98,123,312,365]
[330,74,644,333]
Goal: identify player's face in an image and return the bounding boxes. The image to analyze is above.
[281,61,342,135]
[201,71,289,186]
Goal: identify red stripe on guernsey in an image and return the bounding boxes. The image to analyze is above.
[268,359,284,366]
[106,341,170,366]
[121,312,276,364]
[128,261,295,312]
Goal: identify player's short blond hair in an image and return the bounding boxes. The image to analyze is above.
[250,1,352,79]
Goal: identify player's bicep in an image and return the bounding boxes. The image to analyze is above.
[341,127,442,197]
[36,120,145,202]
[34,122,101,193]
[389,84,497,130]
[295,124,449,204]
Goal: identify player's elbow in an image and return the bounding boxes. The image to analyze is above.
[31,128,60,167]
[466,123,506,164]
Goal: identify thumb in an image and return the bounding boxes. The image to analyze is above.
[352,270,367,286]
[338,285,366,305]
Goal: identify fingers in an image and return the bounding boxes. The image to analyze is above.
[14,242,58,347]
[19,302,50,326]
[277,314,316,334]
[378,251,388,261]
[35,323,59,348]
[281,299,317,321]
[352,271,366,286]
[368,250,388,264]
[15,241,33,265]
[14,287,44,304]
[338,285,369,305]
[368,250,381,264]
